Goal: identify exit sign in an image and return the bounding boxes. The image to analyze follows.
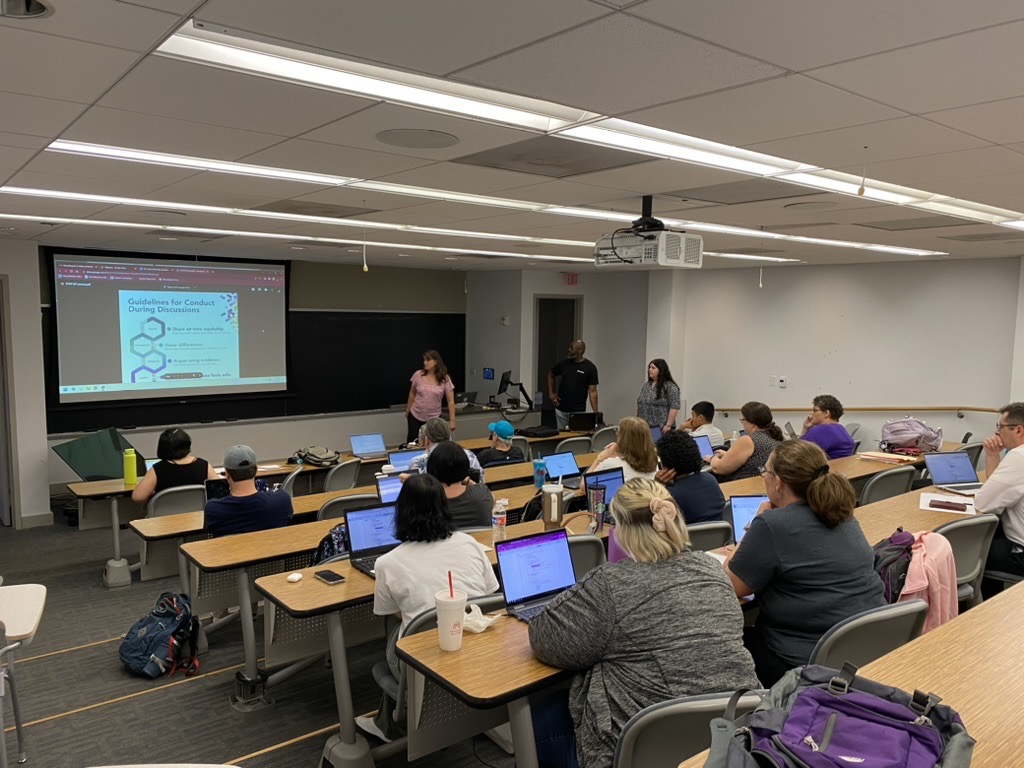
[564,272,578,286]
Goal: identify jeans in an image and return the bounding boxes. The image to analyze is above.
[530,686,580,768]
[406,413,426,445]
[555,409,570,431]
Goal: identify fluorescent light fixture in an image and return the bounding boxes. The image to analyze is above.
[155,21,601,133]
[351,180,547,211]
[905,198,1020,225]
[705,252,800,263]
[559,120,814,177]
[0,212,591,263]
[774,169,929,205]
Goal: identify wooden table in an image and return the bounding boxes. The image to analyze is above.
[458,430,589,453]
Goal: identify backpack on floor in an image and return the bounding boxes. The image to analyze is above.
[873,528,916,603]
[311,522,348,566]
[119,592,200,679]
[705,663,974,768]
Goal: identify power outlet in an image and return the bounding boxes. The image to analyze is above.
[778,376,788,389]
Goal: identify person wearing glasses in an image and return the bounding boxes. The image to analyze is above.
[723,440,884,686]
[708,401,783,483]
[799,394,855,458]
[976,402,1024,594]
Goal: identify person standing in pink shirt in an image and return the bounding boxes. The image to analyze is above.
[406,349,456,444]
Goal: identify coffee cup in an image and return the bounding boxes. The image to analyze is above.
[435,589,468,651]
[381,464,396,474]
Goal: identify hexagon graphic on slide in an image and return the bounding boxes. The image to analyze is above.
[129,315,167,383]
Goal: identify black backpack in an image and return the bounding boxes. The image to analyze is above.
[119,593,200,678]
[873,528,915,603]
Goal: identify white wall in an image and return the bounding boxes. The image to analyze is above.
[465,270,522,399]
[0,240,52,527]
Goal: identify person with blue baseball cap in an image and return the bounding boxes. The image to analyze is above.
[477,420,525,466]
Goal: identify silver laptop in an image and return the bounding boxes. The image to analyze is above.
[343,503,401,578]
[543,451,583,489]
[349,433,387,459]
[924,452,983,496]
[495,529,577,623]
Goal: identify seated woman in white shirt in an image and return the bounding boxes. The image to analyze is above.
[586,416,658,482]
[359,473,499,742]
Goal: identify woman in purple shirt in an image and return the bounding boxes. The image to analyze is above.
[800,394,856,459]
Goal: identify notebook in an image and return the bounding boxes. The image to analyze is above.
[567,412,598,432]
[349,433,387,459]
[494,529,577,623]
[924,452,984,496]
[387,449,423,472]
[728,495,769,544]
[343,503,401,578]
[375,474,404,504]
[693,434,715,459]
[543,451,583,489]
[583,467,625,524]
[649,425,663,443]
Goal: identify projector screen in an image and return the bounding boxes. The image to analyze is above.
[52,254,287,404]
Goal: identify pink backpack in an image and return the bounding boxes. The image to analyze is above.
[880,417,942,453]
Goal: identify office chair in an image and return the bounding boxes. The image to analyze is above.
[686,521,732,552]
[612,690,766,767]
[590,426,617,452]
[510,435,531,462]
[317,493,379,521]
[851,438,862,453]
[555,436,591,457]
[858,465,915,506]
[568,534,606,579]
[323,458,361,491]
[935,513,999,607]
[956,441,984,470]
[147,485,207,517]
[808,600,928,669]
[278,466,304,497]
[961,431,973,444]
[845,422,861,438]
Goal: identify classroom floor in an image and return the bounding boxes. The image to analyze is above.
[0,515,515,768]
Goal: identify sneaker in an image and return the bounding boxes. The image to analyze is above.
[355,714,392,744]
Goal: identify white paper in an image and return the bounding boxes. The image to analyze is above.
[707,551,727,565]
[258,464,282,470]
[919,492,975,515]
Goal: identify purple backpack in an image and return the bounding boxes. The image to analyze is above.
[880,417,943,453]
[705,664,974,768]
[872,528,916,603]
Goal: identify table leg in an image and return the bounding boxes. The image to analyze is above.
[507,696,539,768]
[230,569,273,712]
[320,610,374,768]
[103,496,132,588]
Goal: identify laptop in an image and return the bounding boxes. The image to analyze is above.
[567,412,598,432]
[52,427,146,481]
[454,391,477,405]
[343,503,401,578]
[375,473,404,504]
[728,495,769,544]
[145,458,159,472]
[784,421,799,439]
[649,425,663,443]
[924,452,984,496]
[349,433,387,459]
[494,529,577,623]
[544,451,583,489]
[693,434,715,459]
[387,448,423,472]
[583,467,625,525]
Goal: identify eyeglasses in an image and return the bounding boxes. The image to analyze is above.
[996,422,1023,431]
[758,465,776,478]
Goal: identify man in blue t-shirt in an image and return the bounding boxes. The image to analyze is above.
[203,444,293,536]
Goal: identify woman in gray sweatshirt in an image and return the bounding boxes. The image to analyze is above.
[528,478,759,768]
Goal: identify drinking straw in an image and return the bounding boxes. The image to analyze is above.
[448,570,454,598]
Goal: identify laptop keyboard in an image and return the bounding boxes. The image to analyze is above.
[355,555,381,575]
[512,604,547,623]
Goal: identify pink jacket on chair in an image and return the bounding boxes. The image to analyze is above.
[897,530,958,633]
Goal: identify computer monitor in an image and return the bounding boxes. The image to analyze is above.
[497,370,512,396]
[52,427,145,481]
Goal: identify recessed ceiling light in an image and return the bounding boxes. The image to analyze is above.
[376,129,459,149]
[289,246,306,250]
[0,0,51,19]
[157,236,178,241]
[444,256,459,261]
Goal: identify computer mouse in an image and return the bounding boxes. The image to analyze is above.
[287,572,303,583]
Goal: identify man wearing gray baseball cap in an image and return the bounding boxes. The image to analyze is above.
[203,445,293,536]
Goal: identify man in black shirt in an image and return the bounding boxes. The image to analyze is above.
[547,339,599,430]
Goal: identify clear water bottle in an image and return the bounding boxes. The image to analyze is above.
[492,498,508,542]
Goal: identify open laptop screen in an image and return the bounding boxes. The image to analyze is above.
[495,530,576,607]
[376,474,404,504]
[387,449,423,471]
[729,495,769,544]
[350,433,386,457]
[924,452,979,484]
[345,504,400,556]
[693,434,714,458]
[583,467,625,509]
[544,451,581,480]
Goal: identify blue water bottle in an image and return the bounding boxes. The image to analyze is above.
[533,458,547,489]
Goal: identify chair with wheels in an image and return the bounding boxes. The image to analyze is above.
[935,514,999,607]
[858,465,915,506]
[510,435,531,462]
[686,521,732,552]
[956,441,984,470]
[555,436,591,457]
[0,584,47,768]
[808,600,928,669]
[278,466,305,497]
[317,493,380,521]
[568,533,606,579]
[612,690,766,767]
[591,426,617,453]
[851,439,862,453]
[324,458,362,491]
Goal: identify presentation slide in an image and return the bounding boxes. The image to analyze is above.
[52,254,287,404]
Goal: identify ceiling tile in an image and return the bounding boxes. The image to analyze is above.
[0,91,84,138]
[99,57,375,136]
[280,187,425,213]
[624,75,903,146]
[632,0,1024,70]
[0,26,138,104]
[748,116,988,169]
[0,145,39,172]
[838,146,1024,188]
[242,139,432,180]
[569,159,750,194]
[63,106,284,159]
[197,0,608,75]
[372,161,541,194]
[0,132,48,150]
[5,169,178,198]
[302,103,537,160]
[156,171,332,202]
[138,187,281,210]
[491,180,629,206]
[810,21,1024,113]
[0,194,117,218]
[18,151,198,186]
[0,1,180,52]
[116,0,196,13]
[925,97,1024,145]
[455,14,784,115]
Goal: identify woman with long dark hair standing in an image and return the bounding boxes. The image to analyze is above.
[405,349,456,444]
[636,358,681,433]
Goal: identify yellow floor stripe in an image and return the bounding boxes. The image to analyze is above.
[230,723,339,764]
[16,636,121,663]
